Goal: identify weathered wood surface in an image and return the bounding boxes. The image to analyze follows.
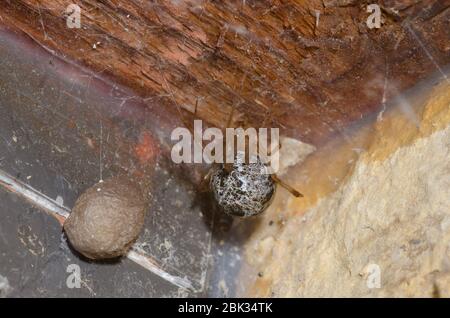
[1,0,449,145]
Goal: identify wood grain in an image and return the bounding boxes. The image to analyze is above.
[1,0,449,145]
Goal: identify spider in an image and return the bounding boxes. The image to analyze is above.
[176,97,303,218]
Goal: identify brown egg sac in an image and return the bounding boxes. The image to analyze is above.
[64,176,147,260]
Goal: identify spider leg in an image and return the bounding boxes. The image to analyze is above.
[271,174,303,198]
[194,97,199,118]
[226,103,236,129]
[160,71,194,133]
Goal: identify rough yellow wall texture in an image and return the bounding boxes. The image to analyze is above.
[242,79,450,297]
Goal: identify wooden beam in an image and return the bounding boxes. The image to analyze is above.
[1,0,449,145]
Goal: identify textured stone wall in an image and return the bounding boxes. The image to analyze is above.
[242,79,450,297]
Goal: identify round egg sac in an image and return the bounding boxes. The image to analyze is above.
[64,176,147,260]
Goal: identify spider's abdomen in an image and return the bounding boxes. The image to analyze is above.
[210,153,275,217]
